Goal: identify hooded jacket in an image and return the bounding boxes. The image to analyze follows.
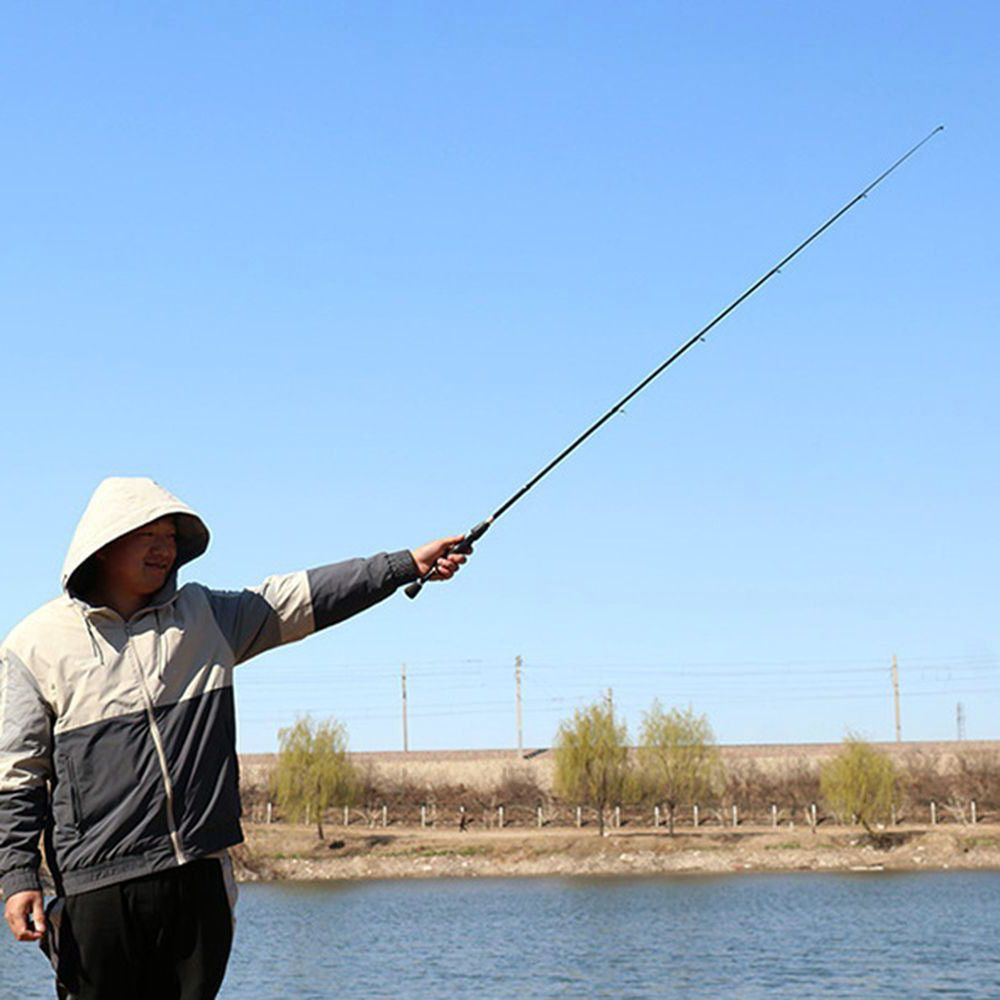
[0,478,418,898]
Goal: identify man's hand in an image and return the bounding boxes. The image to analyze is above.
[4,890,46,942]
[410,535,471,582]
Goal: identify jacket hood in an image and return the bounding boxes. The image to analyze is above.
[62,477,210,594]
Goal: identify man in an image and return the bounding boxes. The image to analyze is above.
[0,476,468,998]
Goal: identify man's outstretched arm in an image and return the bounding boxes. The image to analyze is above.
[206,536,470,665]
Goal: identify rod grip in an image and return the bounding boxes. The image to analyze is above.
[404,520,491,600]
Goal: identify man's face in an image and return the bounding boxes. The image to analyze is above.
[96,516,178,599]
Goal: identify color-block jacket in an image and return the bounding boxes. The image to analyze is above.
[0,478,417,898]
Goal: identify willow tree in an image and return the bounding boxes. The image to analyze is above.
[274,715,358,840]
[638,702,721,835]
[554,693,629,835]
[820,735,898,837]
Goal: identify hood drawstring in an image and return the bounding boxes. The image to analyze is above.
[80,612,105,667]
[154,610,165,681]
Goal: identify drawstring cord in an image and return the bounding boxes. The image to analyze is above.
[80,611,105,665]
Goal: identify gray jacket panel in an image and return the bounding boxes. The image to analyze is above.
[307,551,418,631]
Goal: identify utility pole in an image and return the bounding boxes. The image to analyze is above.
[515,655,523,757]
[891,655,901,743]
[401,662,409,753]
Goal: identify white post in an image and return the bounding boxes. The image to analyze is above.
[654,805,661,828]
[421,805,427,829]
[771,804,777,828]
[972,800,978,825]
[891,804,897,826]
[576,806,583,828]
[343,805,349,826]
[810,803,817,828]
[693,804,699,828]
[732,804,738,828]
[614,805,621,828]
[537,806,543,828]
[498,805,505,829]
[266,801,273,825]
[930,801,937,826]
[382,804,388,828]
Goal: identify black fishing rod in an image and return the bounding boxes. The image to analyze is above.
[405,126,944,599]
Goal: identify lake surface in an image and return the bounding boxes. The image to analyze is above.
[3,872,999,998]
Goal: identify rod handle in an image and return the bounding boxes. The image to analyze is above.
[404,519,492,599]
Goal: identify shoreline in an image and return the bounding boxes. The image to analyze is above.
[232,822,1000,883]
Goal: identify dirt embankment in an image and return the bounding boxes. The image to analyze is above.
[231,822,1000,883]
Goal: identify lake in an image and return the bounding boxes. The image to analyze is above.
[3,872,999,998]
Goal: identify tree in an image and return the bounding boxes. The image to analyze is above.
[638,702,721,835]
[553,692,629,835]
[273,715,359,840]
[820,735,898,838]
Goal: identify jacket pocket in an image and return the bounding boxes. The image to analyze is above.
[52,753,85,835]
[63,755,86,833]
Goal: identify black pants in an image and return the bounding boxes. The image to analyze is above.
[51,859,233,1000]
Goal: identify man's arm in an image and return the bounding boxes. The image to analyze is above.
[0,650,52,942]
[206,537,469,665]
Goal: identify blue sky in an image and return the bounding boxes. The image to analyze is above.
[2,2,997,752]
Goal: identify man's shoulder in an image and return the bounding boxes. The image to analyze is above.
[2,596,78,655]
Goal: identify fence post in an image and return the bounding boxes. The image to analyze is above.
[731,804,738,828]
[654,805,661,828]
[614,805,621,829]
[382,804,388,828]
[498,805,505,829]
[576,806,582,829]
[693,804,699,828]
[343,805,349,826]
[891,804,897,826]
[421,805,427,829]
[305,804,311,827]
[537,806,543,828]
[771,804,777,829]
[930,802,937,826]
[972,800,978,825]
[266,801,273,825]
[810,803,817,829]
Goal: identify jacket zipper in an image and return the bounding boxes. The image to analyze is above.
[124,622,187,867]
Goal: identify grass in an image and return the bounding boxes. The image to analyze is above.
[962,836,1000,849]
[385,845,489,859]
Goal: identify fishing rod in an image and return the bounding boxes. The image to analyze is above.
[405,126,944,600]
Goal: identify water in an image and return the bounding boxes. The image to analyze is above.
[3,872,1000,998]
